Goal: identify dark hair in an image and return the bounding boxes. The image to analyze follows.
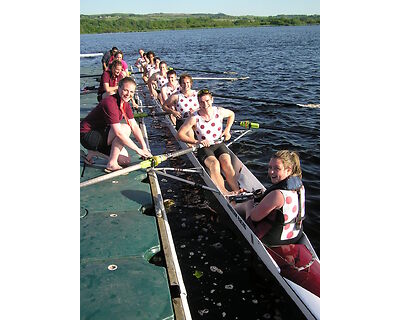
[111,46,118,51]
[114,50,124,58]
[167,69,177,77]
[110,59,123,70]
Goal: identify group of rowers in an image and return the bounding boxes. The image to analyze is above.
[80,47,306,246]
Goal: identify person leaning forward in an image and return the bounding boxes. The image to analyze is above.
[80,77,152,173]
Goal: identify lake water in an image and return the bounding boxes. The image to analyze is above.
[81,25,319,320]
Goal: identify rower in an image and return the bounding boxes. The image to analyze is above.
[163,73,198,129]
[142,51,156,82]
[244,150,305,245]
[143,51,160,83]
[177,89,241,196]
[97,59,124,102]
[160,69,181,105]
[101,46,118,71]
[147,61,169,101]
[134,48,147,73]
[108,50,129,78]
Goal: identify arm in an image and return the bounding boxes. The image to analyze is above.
[219,107,235,141]
[177,117,199,145]
[163,94,181,118]
[160,86,168,105]
[147,73,158,99]
[128,118,152,157]
[103,82,118,95]
[246,190,284,221]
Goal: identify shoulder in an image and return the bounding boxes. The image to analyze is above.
[263,189,284,207]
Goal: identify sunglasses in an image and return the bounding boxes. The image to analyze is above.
[198,88,211,95]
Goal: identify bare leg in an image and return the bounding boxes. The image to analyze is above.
[219,153,240,192]
[106,124,131,170]
[204,156,232,195]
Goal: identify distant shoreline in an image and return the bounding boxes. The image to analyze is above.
[80,13,320,34]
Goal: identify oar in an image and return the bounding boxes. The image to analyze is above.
[192,76,249,81]
[80,74,102,78]
[213,93,320,108]
[133,111,167,118]
[80,144,203,188]
[172,67,237,75]
[80,111,164,121]
[236,121,319,136]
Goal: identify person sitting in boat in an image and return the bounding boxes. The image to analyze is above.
[245,150,305,245]
[147,60,169,101]
[81,77,152,173]
[101,46,118,71]
[142,51,156,82]
[177,89,242,196]
[97,60,124,102]
[134,48,147,73]
[163,73,199,129]
[160,69,181,105]
[108,50,129,78]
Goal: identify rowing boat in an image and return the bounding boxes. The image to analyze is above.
[145,96,320,319]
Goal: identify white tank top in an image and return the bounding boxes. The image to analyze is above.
[193,107,224,141]
[176,91,199,118]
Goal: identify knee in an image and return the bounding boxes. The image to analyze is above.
[206,158,220,171]
[219,155,232,168]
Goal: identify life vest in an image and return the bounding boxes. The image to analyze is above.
[192,107,223,142]
[250,176,305,245]
[176,91,199,118]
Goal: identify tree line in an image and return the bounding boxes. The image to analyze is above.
[80,13,320,34]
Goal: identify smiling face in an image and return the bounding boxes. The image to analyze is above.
[198,93,213,110]
[180,76,192,92]
[118,81,136,102]
[115,53,123,61]
[112,65,123,77]
[268,157,292,184]
[167,73,177,84]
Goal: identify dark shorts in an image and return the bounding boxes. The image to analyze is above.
[80,126,111,156]
[175,118,184,130]
[197,142,230,164]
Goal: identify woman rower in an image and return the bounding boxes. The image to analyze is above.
[245,150,306,245]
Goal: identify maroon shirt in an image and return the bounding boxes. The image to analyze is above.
[80,94,134,133]
[97,70,124,97]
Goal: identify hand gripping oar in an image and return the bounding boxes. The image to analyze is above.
[80,144,202,188]
[236,121,319,136]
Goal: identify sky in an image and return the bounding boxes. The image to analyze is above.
[80,0,320,16]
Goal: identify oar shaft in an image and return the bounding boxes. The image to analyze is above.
[80,162,146,188]
[80,74,102,78]
[80,145,198,188]
[213,93,306,107]
[173,67,237,75]
[235,120,319,136]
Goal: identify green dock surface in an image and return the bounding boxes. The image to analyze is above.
[80,150,174,320]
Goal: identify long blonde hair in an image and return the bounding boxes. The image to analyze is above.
[273,150,302,178]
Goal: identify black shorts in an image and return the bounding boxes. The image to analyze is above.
[80,126,111,156]
[197,142,230,164]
